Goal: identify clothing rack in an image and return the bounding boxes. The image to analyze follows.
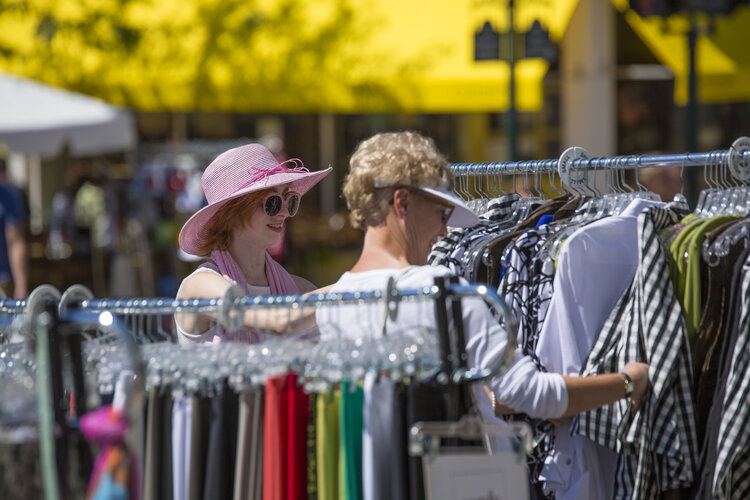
[1,280,524,500]
[0,279,522,407]
[53,280,517,384]
[450,136,750,177]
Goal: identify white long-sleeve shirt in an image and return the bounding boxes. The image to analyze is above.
[315,265,569,420]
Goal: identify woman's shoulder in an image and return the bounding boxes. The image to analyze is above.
[334,265,458,290]
[176,263,229,299]
[412,264,455,277]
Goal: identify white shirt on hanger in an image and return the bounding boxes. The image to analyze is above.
[535,198,665,500]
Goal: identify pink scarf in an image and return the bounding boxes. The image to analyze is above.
[210,249,299,295]
[207,250,300,343]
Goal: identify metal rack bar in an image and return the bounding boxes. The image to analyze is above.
[0,299,27,314]
[0,282,519,384]
[56,283,505,315]
[450,148,750,176]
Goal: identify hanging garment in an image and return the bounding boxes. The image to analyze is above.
[251,387,266,500]
[405,379,452,500]
[234,387,264,500]
[263,376,287,500]
[499,222,558,497]
[339,381,364,500]
[172,397,192,500]
[501,224,557,362]
[713,254,750,499]
[669,215,740,338]
[188,395,211,500]
[0,440,44,500]
[533,199,664,500]
[666,216,701,300]
[690,244,749,500]
[144,387,172,500]
[690,220,746,446]
[234,388,253,500]
[363,373,408,500]
[203,381,239,500]
[573,206,698,500]
[495,195,588,495]
[306,391,318,500]
[285,373,310,500]
[477,195,571,286]
[79,404,138,500]
[316,390,340,500]
[537,199,664,375]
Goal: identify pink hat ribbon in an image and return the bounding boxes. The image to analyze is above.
[232,158,309,195]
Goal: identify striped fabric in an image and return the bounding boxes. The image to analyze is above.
[427,193,520,275]
[500,225,556,368]
[714,254,750,499]
[572,206,698,499]
[499,224,557,498]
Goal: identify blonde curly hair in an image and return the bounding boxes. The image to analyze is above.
[343,131,454,229]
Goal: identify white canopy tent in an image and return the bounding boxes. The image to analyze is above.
[0,73,136,234]
[0,73,135,158]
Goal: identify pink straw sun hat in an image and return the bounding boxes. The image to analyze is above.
[179,143,332,255]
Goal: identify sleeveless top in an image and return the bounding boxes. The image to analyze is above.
[174,264,272,345]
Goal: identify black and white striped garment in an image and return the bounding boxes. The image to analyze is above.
[500,224,556,365]
[499,224,557,498]
[714,254,750,499]
[427,193,520,274]
[572,205,698,500]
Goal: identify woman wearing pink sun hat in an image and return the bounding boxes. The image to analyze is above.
[175,142,332,345]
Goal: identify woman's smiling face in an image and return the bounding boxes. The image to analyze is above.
[240,183,300,249]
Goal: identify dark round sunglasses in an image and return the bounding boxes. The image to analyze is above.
[264,193,300,217]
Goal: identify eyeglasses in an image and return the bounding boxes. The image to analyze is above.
[420,192,454,224]
[264,192,300,217]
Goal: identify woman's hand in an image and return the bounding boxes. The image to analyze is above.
[623,362,650,413]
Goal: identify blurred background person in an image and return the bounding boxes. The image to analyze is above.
[638,165,683,202]
[0,157,28,299]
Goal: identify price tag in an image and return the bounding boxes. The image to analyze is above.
[558,146,590,194]
[728,136,750,182]
[423,452,529,500]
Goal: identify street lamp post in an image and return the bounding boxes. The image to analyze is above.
[507,0,518,161]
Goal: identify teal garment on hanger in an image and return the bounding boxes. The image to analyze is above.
[339,381,364,500]
[36,315,61,500]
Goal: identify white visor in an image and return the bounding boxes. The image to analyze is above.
[419,186,479,228]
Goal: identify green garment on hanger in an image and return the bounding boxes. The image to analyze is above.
[682,215,740,338]
[339,381,364,500]
[668,215,701,301]
[316,390,340,500]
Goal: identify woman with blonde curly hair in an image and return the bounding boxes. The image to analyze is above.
[318,130,650,429]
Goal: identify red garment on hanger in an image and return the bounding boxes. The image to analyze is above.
[263,376,287,500]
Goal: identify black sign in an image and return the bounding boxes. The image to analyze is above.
[524,20,557,63]
[475,21,500,61]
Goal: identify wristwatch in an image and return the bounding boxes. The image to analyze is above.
[622,372,634,398]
